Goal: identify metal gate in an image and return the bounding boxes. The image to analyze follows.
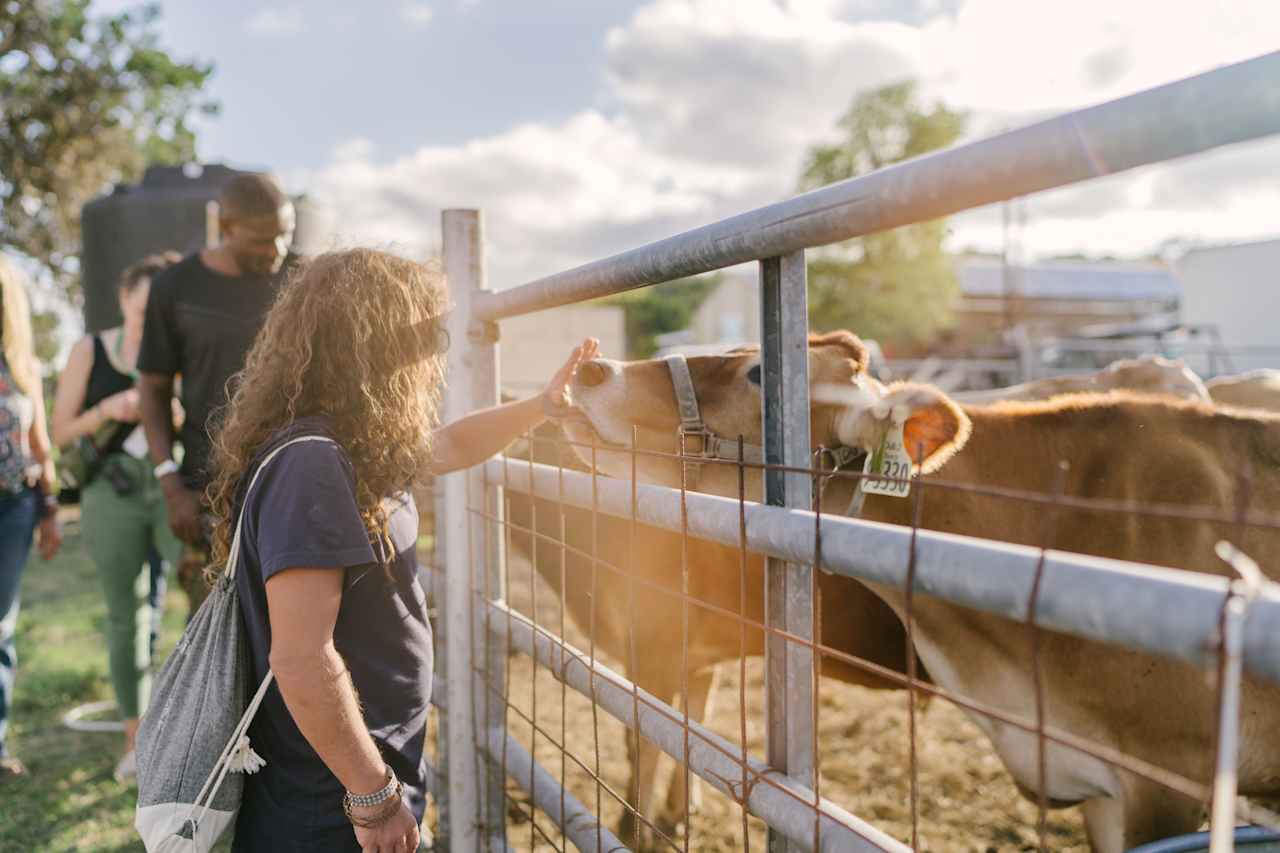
[426,51,1280,852]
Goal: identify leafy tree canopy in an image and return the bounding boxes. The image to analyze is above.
[1,0,216,303]
[598,275,722,358]
[799,80,966,349]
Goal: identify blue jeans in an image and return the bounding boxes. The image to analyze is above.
[0,488,36,757]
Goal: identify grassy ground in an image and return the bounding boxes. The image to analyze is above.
[0,511,179,853]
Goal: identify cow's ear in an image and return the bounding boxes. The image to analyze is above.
[823,382,971,474]
[893,385,971,473]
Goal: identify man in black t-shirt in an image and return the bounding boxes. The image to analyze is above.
[138,172,296,613]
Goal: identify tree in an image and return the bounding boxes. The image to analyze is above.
[598,275,722,358]
[798,81,966,349]
[0,0,216,303]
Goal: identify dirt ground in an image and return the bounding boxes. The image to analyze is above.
[474,550,1091,852]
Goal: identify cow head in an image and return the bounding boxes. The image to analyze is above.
[562,331,896,496]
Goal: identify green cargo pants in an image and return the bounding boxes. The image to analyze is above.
[81,455,184,719]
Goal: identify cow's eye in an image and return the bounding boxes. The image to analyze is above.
[746,364,762,385]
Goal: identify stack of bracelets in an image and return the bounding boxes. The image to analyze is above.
[342,766,404,828]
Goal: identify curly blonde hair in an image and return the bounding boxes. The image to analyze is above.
[207,248,448,569]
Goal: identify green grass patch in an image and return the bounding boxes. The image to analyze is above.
[0,516,190,853]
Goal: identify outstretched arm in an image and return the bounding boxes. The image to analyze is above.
[428,338,598,476]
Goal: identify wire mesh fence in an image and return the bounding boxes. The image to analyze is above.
[428,416,1280,851]
[421,50,1280,853]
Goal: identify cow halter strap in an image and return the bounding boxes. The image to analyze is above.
[662,354,865,500]
[663,354,763,487]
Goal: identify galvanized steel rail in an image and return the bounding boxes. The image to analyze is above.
[488,600,909,853]
[473,51,1280,322]
[483,458,1280,683]
[485,728,629,853]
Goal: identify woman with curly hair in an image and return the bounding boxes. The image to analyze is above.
[205,247,596,853]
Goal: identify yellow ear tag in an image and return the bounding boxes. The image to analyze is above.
[860,409,912,498]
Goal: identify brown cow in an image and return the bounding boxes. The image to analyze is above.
[504,333,922,844]
[562,337,1280,852]
[953,354,1210,405]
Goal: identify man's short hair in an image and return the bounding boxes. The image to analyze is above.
[219,172,290,221]
[120,251,182,293]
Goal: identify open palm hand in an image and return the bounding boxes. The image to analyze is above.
[542,337,600,419]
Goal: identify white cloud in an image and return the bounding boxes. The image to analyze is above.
[920,0,1278,113]
[603,0,923,169]
[305,0,1280,289]
[400,3,435,28]
[307,112,769,285]
[918,0,1280,260]
[245,5,304,36]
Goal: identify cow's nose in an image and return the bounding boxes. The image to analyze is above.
[577,359,611,388]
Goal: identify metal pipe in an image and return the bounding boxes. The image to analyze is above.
[1209,596,1246,853]
[474,51,1280,320]
[428,482,450,844]
[441,209,484,852]
[453,207,512,852]
[485,728,630,853]
[489,601,908,853]
[760,252,816,853]
[483,458,1280,683]
[1209,543,1267,853]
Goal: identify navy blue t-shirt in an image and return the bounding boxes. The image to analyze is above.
[231,418,433,852]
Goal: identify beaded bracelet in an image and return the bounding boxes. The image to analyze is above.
[343,766,403,825]
[345,766,399,807]
[344,791,403,829]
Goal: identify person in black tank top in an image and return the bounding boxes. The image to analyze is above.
[51,253,186,783]
[82,334,138,456]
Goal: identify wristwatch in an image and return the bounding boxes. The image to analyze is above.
[154,459,180,480]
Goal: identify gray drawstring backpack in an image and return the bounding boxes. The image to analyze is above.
[134,435,334,851]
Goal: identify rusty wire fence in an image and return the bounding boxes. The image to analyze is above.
[421,51,1280,852]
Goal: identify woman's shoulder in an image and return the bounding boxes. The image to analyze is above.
[61,334,98,375]
[267,416,340,452]
[69,333,98,359]
[253,418,350,483]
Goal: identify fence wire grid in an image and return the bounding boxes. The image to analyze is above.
[424,421,1280,851]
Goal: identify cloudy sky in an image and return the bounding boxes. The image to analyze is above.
[109,0,1279,288]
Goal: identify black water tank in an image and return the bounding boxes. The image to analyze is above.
[80,164,332,332]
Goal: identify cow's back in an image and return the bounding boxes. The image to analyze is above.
[1208,369,1280,413]
[864,394,1280,579]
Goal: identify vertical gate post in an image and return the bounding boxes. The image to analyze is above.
[759,251,815,852]
[430,476,450,847]
[442,209,508,851]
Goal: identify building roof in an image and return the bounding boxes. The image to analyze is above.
[1176,236,1280,261]
[958,258,1179,302]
